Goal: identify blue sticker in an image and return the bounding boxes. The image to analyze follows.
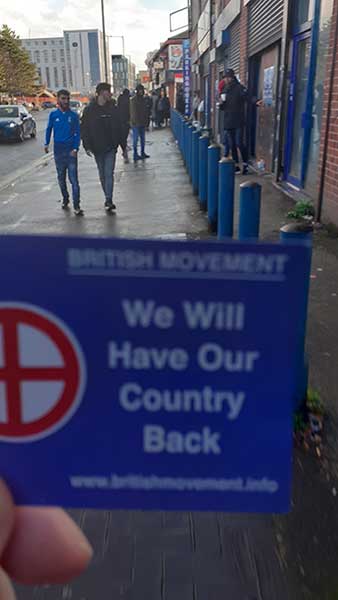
[0,236,310,513]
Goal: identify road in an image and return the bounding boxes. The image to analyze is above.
[0,110,50,180]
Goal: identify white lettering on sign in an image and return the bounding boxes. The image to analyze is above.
[183,302,245,331]
[143,425,221,455]
[198,345,260,373]
[121,300,175,329]
[119,383,245,420]
[108,342,189,371]
[158,251,289,275]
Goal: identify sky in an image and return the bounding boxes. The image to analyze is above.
[1,0,188,70]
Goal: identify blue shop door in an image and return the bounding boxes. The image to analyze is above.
[285,32,312,187]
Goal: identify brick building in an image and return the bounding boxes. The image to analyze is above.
[146,32,188,107]
[189,0,338,225]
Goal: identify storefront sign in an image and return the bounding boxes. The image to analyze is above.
[183,39,191,117]
[168,44,183,70]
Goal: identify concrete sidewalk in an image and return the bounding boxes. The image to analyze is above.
[8,127,338,599]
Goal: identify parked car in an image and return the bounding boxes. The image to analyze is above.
[70,100,83,116]
[41,101,56,109]
[0,105,37,142]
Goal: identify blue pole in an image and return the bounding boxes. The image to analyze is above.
[218,158,235,239]
[183,121,188,165]
[199,134,209,210]
[192,130,200,195]
[280,223,313,410]
[238,182,262,240]
[187,125,193,180]
[207,144,221,233]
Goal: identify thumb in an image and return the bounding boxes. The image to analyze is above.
[0,480,16,600]
[0,480,15,556]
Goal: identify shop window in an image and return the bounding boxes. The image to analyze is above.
[294,0,315,29]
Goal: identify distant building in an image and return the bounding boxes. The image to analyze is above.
[146,31,188,106]
[112,55,136,95]
[21,29,111,94]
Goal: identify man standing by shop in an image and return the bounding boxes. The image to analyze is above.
[219,69,249,175]
[45,89,83,215]
[130,84,150,162]
[81,82,122,212]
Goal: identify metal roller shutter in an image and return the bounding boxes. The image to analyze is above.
[229,17,240,75]
[248,0,284,57]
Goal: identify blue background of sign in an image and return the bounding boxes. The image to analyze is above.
[0,236,310,513]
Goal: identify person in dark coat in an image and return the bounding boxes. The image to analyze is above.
[176,87,185,115]
[130,84,150,162]
[157,88,171,128]
[81,82,122,212]
[118,88,130,163]
[219,68,249,175]
[144,92,152,131]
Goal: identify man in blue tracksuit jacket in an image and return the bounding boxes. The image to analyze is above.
[45,89,83,215]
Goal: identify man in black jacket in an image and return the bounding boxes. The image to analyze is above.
[219,69,249,175]
[117,88,130,163]
[81,82,122,212]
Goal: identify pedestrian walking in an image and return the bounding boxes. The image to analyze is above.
[144,92,152,131]
[219,69,249,175]
[157,88,171,127]
[81,82,122,213]
[176,86,185,115]
[130,84,150,162]
[118,88,130,163]
[44,89,83,216]
[151,90,159,129]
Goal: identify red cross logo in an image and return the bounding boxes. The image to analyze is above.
[0,304,85,442]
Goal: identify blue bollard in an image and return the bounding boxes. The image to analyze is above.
[192,130,200,196]
[218,158,235,239]
[199,134,209,210]
[183,121,188,165]
[280,222,313,410]
[238,182,262,240]
[207,144,221,232]
[187,125,194,180]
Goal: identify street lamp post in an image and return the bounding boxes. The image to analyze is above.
[101,0,109,82]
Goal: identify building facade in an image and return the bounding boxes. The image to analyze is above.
[21,29,111,95]
[112,55,136,95]
[146,32,188,106]
[189,0,338,224]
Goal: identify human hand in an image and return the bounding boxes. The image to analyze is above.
[70,150,78,158]
[0,479,92,598]
[44,146,49,154]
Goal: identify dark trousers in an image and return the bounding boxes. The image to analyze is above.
[224,128,248,165]
[94,149,116,204]
[120,124,130,153]
[132,126,145,157]
[54,150,80,209]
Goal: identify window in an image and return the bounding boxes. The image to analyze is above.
[43,50,48,62]
[26,41,31,46]
[62,67,67,86]
[46,66,51,88]
[34,50,40,63]
[54,67,59,88]
[294,0,315,29]
[35,41,38,46]
[37,67,42,82]
[60,49,65,62]
[51,40,55,45]
[52,49,57,63]
[68,68,73,86]
[43,41,47,45]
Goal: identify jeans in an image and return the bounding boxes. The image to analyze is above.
[132,126,145,157]
[54,150,80,209]
[224,128,248,165]
[94,149,117,204]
